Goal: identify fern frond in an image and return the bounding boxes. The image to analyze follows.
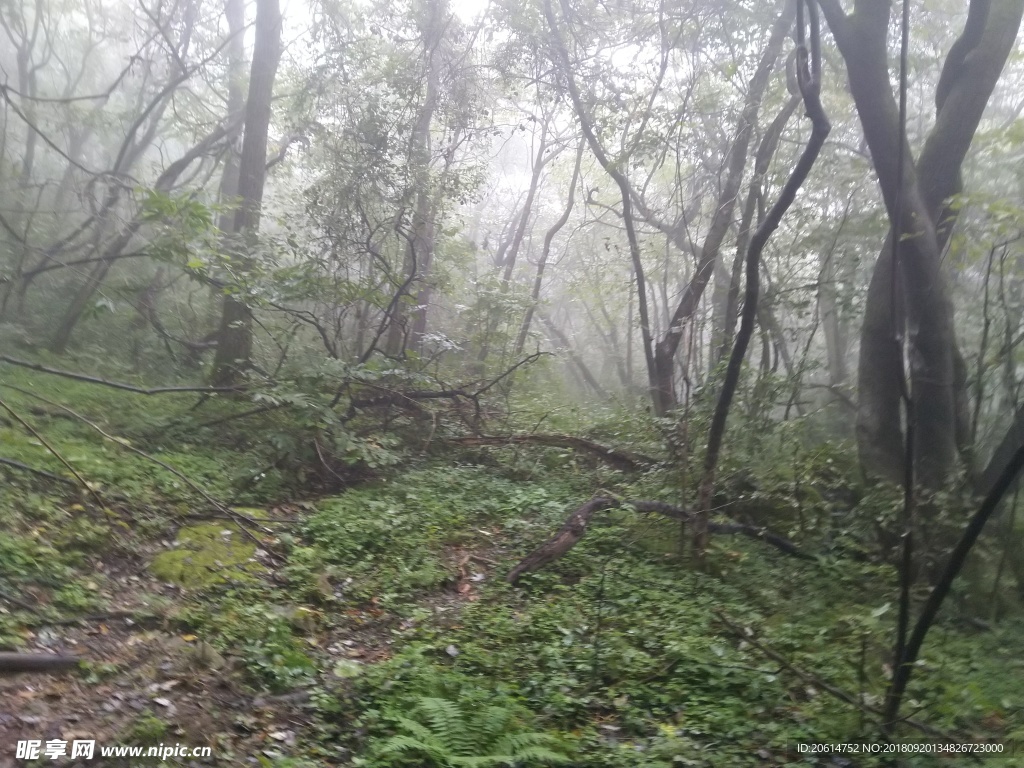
[448,755,516,767]
[390,716,439,746]
[413,696,476,755]
[473,704,517,742]
[373,733,449,765]
[508,745,571,764]
[493,733,570,765]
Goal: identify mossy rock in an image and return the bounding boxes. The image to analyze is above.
[150,522,266,588]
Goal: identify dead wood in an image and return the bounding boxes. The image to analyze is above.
[506,496,814,583]
[449,435,658,472]
[0,457,77,486]
[0,652,81,675]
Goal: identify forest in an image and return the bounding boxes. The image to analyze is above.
[1,0,1024,764]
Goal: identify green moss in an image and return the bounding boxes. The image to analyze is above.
[150,522,265,588]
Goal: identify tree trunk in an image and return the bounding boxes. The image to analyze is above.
[649,2,794,414]
[479,121,553,364]
[210,0,282,386]
[818,0,1024,488]
[514,140,584,358]
[695,1,830,565]
[385,0,447,357]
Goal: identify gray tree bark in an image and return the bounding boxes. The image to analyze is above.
[211,0,282,385]
[818,0,1023,488]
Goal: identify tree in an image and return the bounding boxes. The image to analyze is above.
[816,0,1024,488]
[544,0,797,416]
[211,0,283,385]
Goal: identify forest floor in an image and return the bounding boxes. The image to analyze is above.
[1,365,1023,767]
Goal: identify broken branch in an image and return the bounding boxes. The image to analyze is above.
[448,434,658,471]
[506,495,813,584]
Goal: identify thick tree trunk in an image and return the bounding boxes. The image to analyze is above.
[818,0,1024,488]
[211,0,282,386]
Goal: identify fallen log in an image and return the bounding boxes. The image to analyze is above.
[0,652,81,675]
[506,496,814,584]
[448,435,658,472]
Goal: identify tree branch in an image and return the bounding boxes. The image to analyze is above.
[0,355,241,394]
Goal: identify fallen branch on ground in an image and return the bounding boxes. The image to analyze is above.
[0,457,77,486]
[506,495,814,584]
[0,652,81,675]
[0,397,105,507]
[448,434,658,471]
[342,353,548,426]
[0,354,241,395]
[4,384,282,562]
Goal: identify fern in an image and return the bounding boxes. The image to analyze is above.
[474,704,517,743]
[414,697,476,756]
[369,695,570,767]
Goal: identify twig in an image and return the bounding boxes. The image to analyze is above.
[180,513,297,524]
[883,442,1024,730]
[0,355,242,395]
[0,586,38,612]
[472,352,548,396]
[0,397,104,507]
[0,457,76,486]
[466,553,499,567]
[3,386,280,559]
[26,611,145,627]
[714,610,955,741]
[189,404,282,430]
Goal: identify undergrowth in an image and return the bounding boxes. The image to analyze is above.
[0,367,1022,766]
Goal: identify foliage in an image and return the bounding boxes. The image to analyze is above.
[298,465,581,603]
[365,696,570,767]
[185,590,318,692]
[3,0,1024,761]
[1,370,1022,765]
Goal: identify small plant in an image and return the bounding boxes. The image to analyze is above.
[126,711,168,745]
[368,696,570,767]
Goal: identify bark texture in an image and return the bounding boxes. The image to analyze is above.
[817,0,1024,488]
[211,0,282,385]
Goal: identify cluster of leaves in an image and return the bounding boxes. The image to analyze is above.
[365,696,570,767]
[296,465,579,604]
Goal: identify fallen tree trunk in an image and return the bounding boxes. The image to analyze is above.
[507,496,814,583]
[0,652,81,675]
[448,435,658,471]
